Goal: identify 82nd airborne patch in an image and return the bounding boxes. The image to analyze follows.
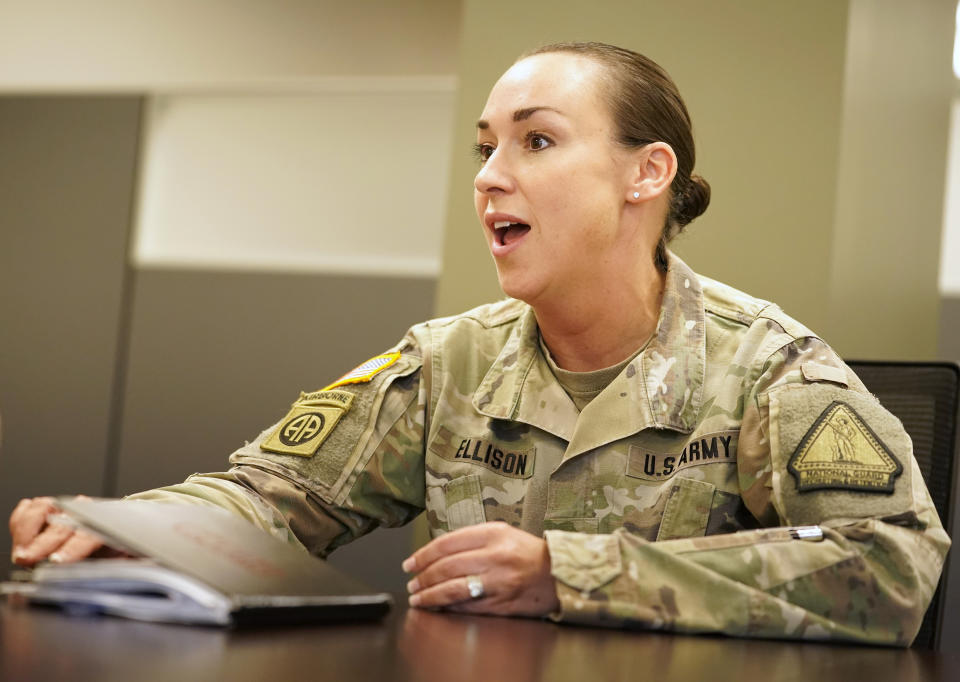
[787,401,903,493]
[261,390,355,457]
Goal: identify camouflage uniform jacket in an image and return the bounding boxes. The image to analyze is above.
[131,253,950,645]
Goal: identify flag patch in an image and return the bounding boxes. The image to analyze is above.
[323,352,401,391]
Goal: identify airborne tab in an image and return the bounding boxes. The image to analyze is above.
[261,391,355,458]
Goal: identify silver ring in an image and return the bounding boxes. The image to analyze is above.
[465,574,484,599]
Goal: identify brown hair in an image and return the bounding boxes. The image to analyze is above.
[524,42,711,271]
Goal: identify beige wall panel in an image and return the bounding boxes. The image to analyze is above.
[133,88,455,276]
[941,99,960,298]
[436,0,849,340]
[0,96,141,562]
[829,0,954,359]
[115,270,434,492]
[0,0,461,90]
[940,298,960,361]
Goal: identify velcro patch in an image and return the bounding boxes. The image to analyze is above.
[787,401,902,493]
[323,353,400,391]
[801,361,848,387]
[260,390,355,457]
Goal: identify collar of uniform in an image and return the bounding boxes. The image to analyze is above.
[584,252,706,435]
[472,304,579,441]
[637,251,705,432]
[471,251,705,440]
[560,253,704,459]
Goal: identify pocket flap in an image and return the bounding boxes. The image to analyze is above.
[656,477,716,541]
[545,531,622,592]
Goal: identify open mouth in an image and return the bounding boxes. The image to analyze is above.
[493,220,531,246]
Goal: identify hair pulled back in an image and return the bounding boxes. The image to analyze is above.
[524,42,710,271]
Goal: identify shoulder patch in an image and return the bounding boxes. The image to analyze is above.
[787,401,902,493]
[323,352,400,390]
[260,390,355,457]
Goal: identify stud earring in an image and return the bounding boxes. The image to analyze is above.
[633,192,640,199]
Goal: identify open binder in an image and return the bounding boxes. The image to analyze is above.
[2,497,392,626]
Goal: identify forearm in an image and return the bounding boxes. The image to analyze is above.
[545,517,949,644]
[124,469,313,550]
[124,465,392,557]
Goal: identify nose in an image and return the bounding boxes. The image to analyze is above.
[474,148,514,195]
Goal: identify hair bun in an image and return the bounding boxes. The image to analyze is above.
[676,174,711,227]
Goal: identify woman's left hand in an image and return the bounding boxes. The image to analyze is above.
[402,521,560,617]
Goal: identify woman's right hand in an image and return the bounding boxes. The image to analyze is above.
[9,496,104,566]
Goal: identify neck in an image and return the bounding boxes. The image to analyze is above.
[534,263,665,372]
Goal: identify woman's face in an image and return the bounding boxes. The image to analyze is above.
[474,52,639,305]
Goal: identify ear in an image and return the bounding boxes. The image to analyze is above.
[626,142,677,203]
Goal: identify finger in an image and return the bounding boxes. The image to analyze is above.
[409,574,485,609]
[10,497,57,550]
[13,524,73,566]
[49,530,104,564]
[406,548,488,594]
[403,521,505,573]
[9,498,33,543]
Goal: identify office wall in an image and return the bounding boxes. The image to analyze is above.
[829,0,954,359]
[133,88,454,276]
[940,97,960,362]
[0,96,141,551]
[0,0,459,88]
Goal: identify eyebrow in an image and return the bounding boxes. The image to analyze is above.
[476,106,563,129]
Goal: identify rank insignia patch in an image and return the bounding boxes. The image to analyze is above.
[323,352,401,391]
[787,401,902,493]
[261,390,355,457]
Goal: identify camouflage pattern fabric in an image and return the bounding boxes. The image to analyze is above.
[128,252,949,645]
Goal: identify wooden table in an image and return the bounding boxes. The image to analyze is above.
[1,600,956,682]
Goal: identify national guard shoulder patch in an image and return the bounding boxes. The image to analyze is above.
[261,390,355,457]
[787,401,902,493]
[323,352,401,391]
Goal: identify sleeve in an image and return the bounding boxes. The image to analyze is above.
[126,329,430,558]
[543,336,951,645]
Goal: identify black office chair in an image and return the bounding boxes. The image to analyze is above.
[846,361,959,650]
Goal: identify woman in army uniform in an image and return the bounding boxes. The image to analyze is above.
[10,43,949,644]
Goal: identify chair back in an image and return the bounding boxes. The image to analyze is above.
[846,360,959,650]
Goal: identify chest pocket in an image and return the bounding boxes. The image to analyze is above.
[443,474,486,530]
[656,477,715,541]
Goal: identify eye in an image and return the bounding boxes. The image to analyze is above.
[472,142,495,163]
[525,132,553,152]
